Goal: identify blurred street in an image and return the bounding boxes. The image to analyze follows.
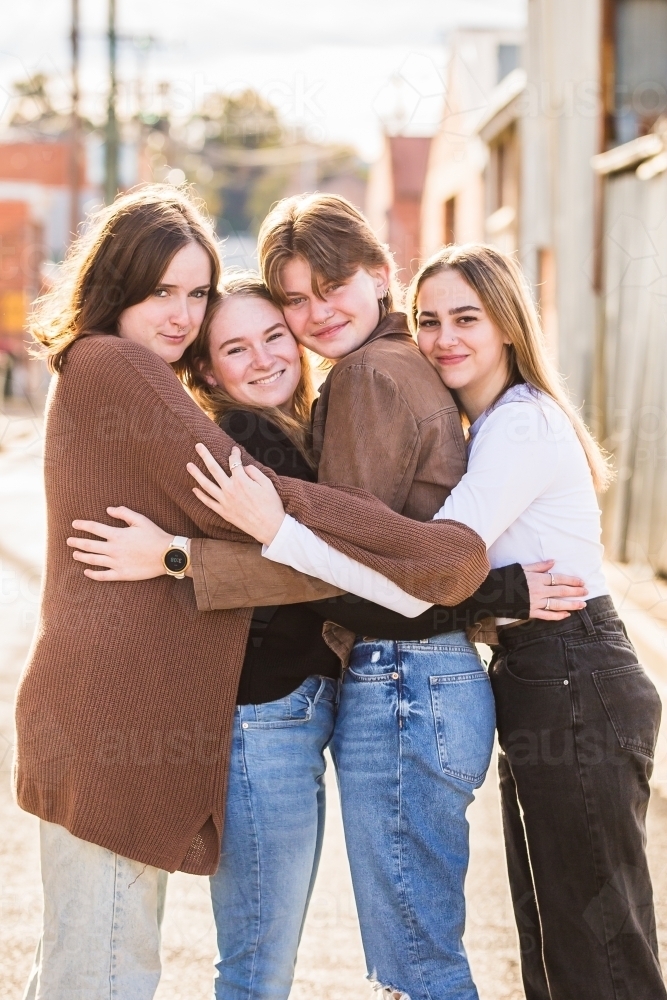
[2,411,667,1000]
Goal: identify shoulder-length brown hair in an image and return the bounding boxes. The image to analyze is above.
[179,271,316,466]
[31,184,221,372]
[406,243,613,492]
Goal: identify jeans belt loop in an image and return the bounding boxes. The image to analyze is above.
[578,607,596,636]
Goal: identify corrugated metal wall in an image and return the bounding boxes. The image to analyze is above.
[600,170,667,572]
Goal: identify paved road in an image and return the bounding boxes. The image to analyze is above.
[1,409,666,1000]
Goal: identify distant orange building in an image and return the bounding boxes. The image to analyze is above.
[366,135,432,278]
[0,141,88,357]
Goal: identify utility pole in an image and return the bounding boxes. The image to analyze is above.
[104,0,119,203]
[69,0,81,241]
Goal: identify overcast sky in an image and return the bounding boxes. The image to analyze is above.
[1,0,526,160]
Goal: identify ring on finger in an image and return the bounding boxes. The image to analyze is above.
[549,572,555,587]
[229,461,242,470]
[544,597,551,611]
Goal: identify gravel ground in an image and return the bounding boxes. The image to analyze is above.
[1,409,666,1000]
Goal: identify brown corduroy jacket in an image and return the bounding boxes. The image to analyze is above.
[14,334,488,875]
[190,313,472,652]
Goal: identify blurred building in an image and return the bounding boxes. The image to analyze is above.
[0,139,96,400]
[420,28,524,258]
[366,135,432,278]
[436,1,667,573]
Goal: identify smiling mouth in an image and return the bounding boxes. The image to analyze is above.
[312,321,348,338]
[249,369,285,386]
[437,354,469,365]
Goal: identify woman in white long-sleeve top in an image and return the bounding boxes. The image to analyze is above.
[410,244,665,1000]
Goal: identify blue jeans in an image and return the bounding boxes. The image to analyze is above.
[210,675,336,1000]
[332,632,496,1000]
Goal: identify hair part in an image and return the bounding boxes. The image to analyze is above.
[257,193,400,318]
[179,271,317,466]
[407,243,613,492]
[30,184,221,373]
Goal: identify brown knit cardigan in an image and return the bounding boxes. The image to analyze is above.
[14,335,489,875]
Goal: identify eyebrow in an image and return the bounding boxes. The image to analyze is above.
[418,306,482,319]
[218,322,286,350]
[156,283,211,291]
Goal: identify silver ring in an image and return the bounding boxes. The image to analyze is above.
[545,598,551,611]
[229,461,242,470]
[549,572,555,587]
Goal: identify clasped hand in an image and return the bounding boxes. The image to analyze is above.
[187,444,287,546]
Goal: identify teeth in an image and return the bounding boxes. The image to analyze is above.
[250,370,284,385]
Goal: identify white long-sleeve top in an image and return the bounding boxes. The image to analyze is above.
[262,384,608,613]
[263,514,432,617]
[436,385,608,599]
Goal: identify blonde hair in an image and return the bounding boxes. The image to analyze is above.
[407,244,613,492]
[30,184,221,373]
[257,193,400,317]
[179,271,316,466]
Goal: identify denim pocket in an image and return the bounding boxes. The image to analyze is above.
[347,645,398,682]
[242,679,319,729]
[429,671,496,785]
[593,664,662,759]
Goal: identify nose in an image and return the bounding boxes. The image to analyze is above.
[250,344,275,369]
[309,295,334,324]
[435,320,459,348]
[170,293,191,331]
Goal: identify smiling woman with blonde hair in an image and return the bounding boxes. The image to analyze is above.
[406,242,663,1000]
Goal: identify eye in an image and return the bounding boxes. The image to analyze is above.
[225,346,246,355]
[418,318,439,329]
[286,297,306,307]
[266,331,285,342]
[456,314,478,324]
[325,283,343,294]
[191,289,209,299]
[154,287,169,298]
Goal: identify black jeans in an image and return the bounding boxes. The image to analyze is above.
[490,596,666,1000]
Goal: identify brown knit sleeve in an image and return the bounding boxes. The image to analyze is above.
[69,337,489,605]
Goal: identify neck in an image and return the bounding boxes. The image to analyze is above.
[456,364,512,425]
[278,395,297,415]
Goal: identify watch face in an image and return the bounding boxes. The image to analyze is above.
[164,548,188,574]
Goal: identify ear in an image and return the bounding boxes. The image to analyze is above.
[194,357,219,387]
[370,263,391,296]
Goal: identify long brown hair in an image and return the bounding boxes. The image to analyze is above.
[407,244,613,492]
[179,272,316,465]
[31,184,221,372]
[257,193,400,317]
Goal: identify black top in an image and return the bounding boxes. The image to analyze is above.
[221,408,530,706]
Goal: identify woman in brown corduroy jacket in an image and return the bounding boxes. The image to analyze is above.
[18,186,489,997]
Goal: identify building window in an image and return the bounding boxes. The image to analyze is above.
[498,44,521,83]
[443,197,456,245]
[603,0,667,146]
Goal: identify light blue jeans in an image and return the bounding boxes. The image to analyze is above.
[23,820,167,1000]
[331,633,496,1000]
[210,674,337,1000]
